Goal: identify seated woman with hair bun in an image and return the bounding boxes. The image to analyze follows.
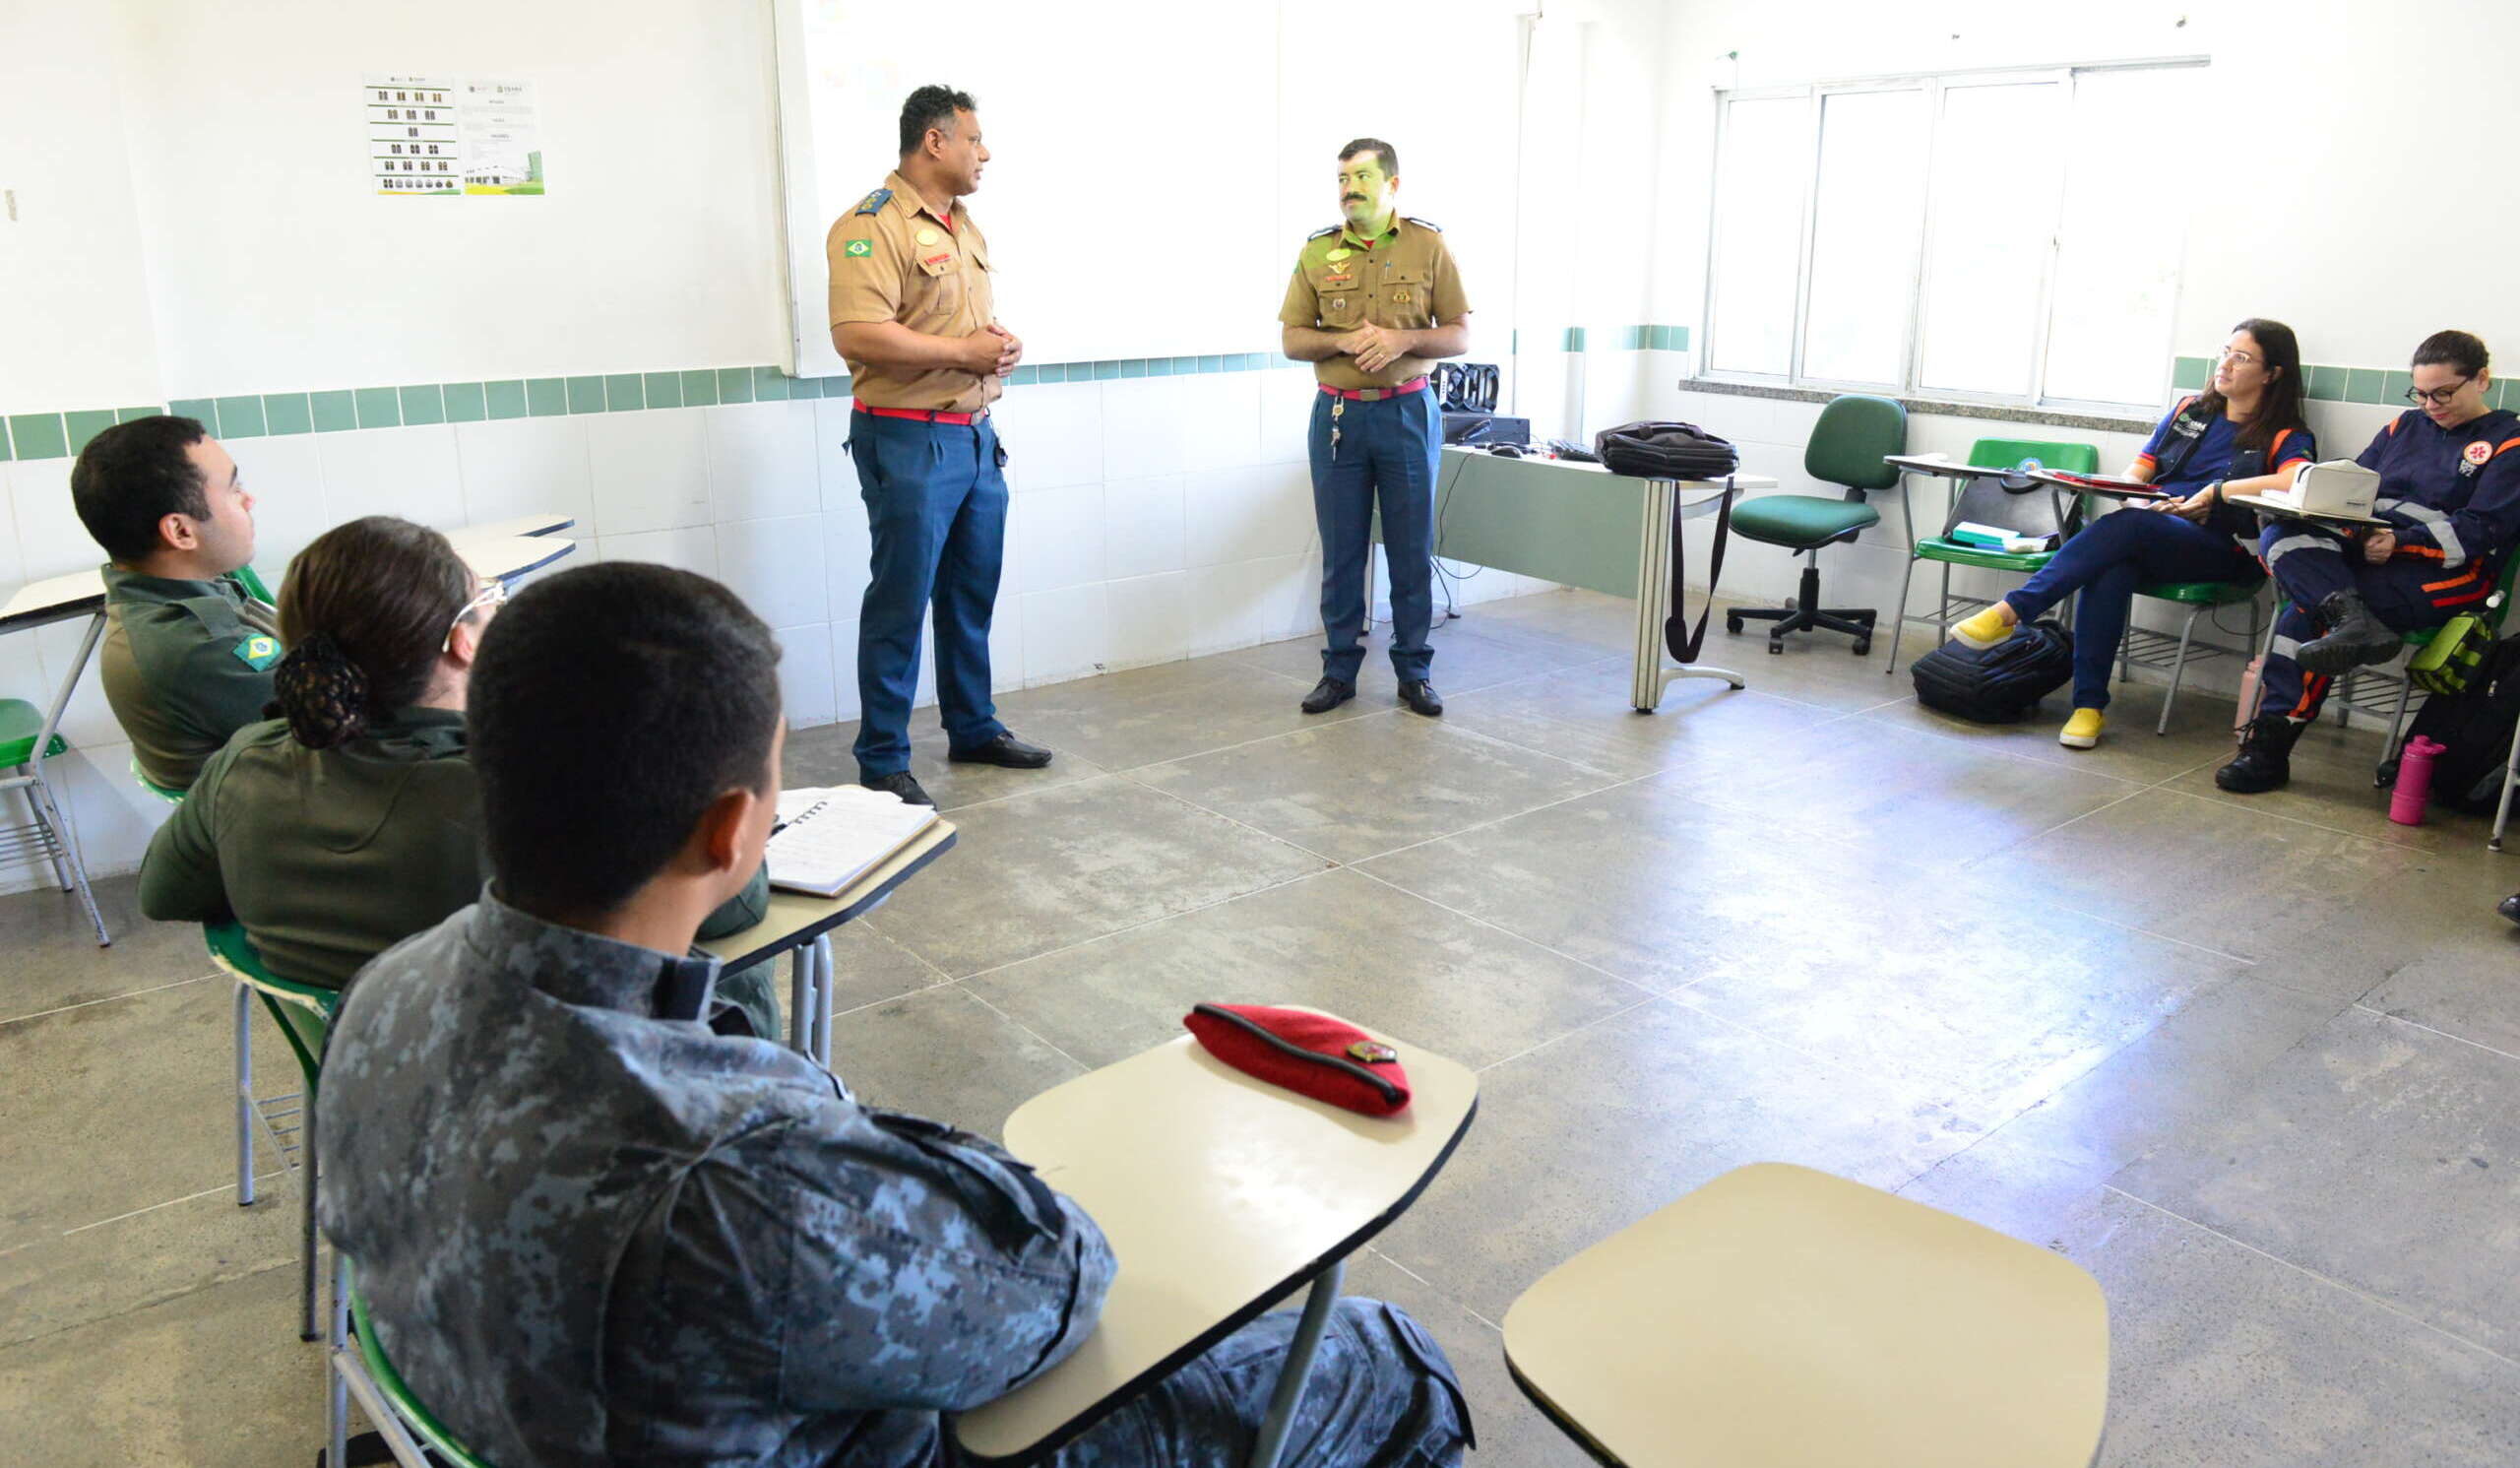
[139,516,781,1037]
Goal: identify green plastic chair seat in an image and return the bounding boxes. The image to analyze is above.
[2138,579,2262,606]
[0,699,67,768]
[207,922,338,1090]
[1732,495,1882,549]
[1913,537,2055,573]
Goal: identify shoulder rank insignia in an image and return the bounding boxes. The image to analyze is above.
[1404,216,1442,231]
[854,188,893,217]
[233,634,282,670]
[1306,224,1340,240]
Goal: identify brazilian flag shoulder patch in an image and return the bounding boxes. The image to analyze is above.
[233,634,282,670]
[844,238,873,258]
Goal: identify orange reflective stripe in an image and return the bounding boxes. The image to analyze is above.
[2434,585,2494,607]
[2397,544,2446,559]
[2290,671,2329,719]
[2269,427,2292,463]
[2424,570,2481,592]
[2494,437,2520,459]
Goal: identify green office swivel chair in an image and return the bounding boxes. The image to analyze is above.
[1725,395,1909,655]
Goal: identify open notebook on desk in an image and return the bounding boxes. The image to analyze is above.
[767,786,940,898]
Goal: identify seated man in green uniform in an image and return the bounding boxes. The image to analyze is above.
[136,516,778,1034]
[71,415,280,791]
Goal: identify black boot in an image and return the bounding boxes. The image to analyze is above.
[2215,715,2302,794]
[2296,591,2402,675]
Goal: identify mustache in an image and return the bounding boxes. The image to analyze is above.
[1342,194,1366,203]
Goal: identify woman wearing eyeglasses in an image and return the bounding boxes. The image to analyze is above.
[1951,319,2314,749]
[138,517,779,1034]
[2219,330,2520,794]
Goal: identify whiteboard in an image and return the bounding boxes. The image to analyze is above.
[771,0,1530,378]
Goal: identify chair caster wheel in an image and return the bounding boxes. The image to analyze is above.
[1768,642,1785,656]
[1726,614,1743,635]
[1854,641,1871,657]
[2374,760,2397,789]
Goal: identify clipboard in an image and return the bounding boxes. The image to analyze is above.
[2226,492,2389,528]
[2025,469,2169,501]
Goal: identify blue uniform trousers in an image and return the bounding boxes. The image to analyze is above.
[849,411,1009,778]
[2252,521,2496,723]
[1308,389,1438,684]
[1044,1297,1471,1468]
[2003,509,2260,711]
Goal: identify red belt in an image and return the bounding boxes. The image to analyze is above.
[853,399,988,424]
[1318,377,1428,403]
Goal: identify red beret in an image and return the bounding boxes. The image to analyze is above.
[1182,1002,1413,1117]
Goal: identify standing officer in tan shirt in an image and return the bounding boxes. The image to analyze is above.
[1280,138,1471,718]
[826,85,1049,807]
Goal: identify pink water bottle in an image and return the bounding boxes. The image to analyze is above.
[2391,735,2446,825]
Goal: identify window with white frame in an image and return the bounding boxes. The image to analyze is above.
[1703,62,2199,410]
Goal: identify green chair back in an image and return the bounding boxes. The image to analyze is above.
[0,699,68,768]
[206,922,337,1092]
[230,564,276,604]
[349,1284,499,1468]
[1965,438,2100,476]
[1804,395,1908,492]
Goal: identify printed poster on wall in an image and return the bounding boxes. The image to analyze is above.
[363,74,545,197]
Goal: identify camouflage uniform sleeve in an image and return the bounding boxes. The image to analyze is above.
[760,1106,1116,1413]
[137,741,235,923]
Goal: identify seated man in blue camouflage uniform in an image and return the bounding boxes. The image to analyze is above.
[316,561,1471,1468]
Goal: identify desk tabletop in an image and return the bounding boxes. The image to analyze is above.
[1501,1163,2110,1468]
[2227,491,2388,527]
[1882,452,2005,479]
[952,1017,1479,1463]
[1439,445,1777,493]
[0,513,578,633]
[697,820,957,969]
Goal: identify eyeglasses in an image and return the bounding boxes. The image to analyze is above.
[443,577,507,652]
[2406,379,2473,408]
[2219,348,2261,366]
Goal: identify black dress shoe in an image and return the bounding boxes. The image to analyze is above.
[859,771,935,807]
[2500,893,2520,926]
[1301,677,1355,715]
[948,732,1053,768]
[1398,679,1443,717]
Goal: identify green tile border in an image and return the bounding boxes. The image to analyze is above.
[64,330,2519,459]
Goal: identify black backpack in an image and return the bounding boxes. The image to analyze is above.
[1593,420,1740,480]
[1944,470,2083,546]
[1910,620,2074,723]
[2393,634,2520,811]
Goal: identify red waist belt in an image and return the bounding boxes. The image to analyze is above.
[1318,376,1429,403]
[853,399,988,424]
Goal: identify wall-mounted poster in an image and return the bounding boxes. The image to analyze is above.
[363,74,544,197]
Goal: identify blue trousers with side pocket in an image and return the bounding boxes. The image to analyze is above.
[849,410,1010,779]
[2001,508,2260,711]
[1308,389,1438,684]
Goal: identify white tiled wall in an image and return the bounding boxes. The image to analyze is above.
[0,367,1548,894]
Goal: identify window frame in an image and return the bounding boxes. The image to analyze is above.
[1699,57,2206,415]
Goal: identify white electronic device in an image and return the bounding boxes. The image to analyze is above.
[2259,459,2381,518]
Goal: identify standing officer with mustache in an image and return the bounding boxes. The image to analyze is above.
[1279,138,1472,718]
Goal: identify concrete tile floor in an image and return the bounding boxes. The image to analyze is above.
[7,589,2520,1466]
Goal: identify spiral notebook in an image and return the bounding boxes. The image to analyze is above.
[765,786,939,898]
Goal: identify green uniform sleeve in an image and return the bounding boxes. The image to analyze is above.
[177,632,281,752]
[138,753,235,924]
[696,860,771,942]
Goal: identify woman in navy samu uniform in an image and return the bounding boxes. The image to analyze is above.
[1950,320,2314,750]
[2218,330,2520,793]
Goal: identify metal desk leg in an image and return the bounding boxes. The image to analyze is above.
[26,611,108,945]
[1632,477,1744,713]
[1247,1259,1346,1468]
[2492,722,2520,853]
[812,933,836,1068]
[788,946,814,1059]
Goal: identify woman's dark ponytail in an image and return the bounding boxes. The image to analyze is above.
[271,632,371,749]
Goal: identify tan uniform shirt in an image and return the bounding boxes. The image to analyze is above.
[826,169,1001,415]
[1278,217,1471,391]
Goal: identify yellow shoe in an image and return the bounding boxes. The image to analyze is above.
[1951,604,2016,650]
[2059,708,2105,749]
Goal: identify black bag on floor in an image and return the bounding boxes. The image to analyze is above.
[2395,634,2520,810]
[1910,619,2074,723]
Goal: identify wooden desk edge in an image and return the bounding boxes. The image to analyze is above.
[700,822,957,966]
[1501,1347,1628,1468]
[950,1088,1482,1466]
